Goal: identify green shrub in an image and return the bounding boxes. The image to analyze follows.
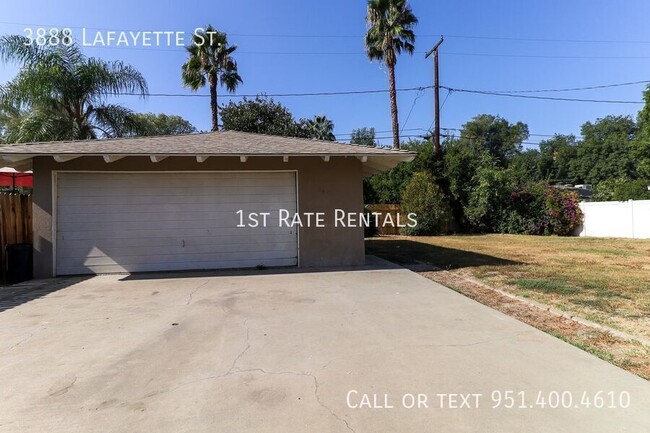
[465,165,517,232]
[400,172,451,235]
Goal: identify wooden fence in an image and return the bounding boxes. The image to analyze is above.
[366,204,402,236]
[0,194,32,280]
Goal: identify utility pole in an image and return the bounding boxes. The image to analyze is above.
[425,36,444,156]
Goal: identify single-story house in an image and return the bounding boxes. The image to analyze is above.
[0,131,414,278]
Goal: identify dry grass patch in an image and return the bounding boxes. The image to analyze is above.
[366,234,650,380]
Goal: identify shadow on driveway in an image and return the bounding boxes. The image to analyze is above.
[366,238,523,270]
[0,277,89,313]
[118,255,401,282]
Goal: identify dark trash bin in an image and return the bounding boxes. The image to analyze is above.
[6,243,33,285]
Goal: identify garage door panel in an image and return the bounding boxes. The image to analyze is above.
[59,175,294,189]
[58,172,291,186]
[56,216,294,232]
[56,172,299,275]
[57,185,296,198]
[62,247,298,267]
[58,172,294,185]
[58,240,298,260]
[58,235,296,252]
[57,193,298,207]
[56,257,298,275]
[57,227,295,241]
[56,206,296,224]
[67,249,297,268]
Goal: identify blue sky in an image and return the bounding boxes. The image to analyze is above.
[2,0,650,147]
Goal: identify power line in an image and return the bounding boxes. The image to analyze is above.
[441,86,644,104]
[454,80,650,94]
[441,127,566,138]
[401,87,427,134]
[443,34,650,45]
[63,44,650,60]
[336,128,427,137]
[118,86,432,98]
[116,78,649,101]
[440,133,542,147]
[442,51,650,60]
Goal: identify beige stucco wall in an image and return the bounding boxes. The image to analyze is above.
[32,155,365,278]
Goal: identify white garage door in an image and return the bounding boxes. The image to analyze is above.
[55,171,298,275]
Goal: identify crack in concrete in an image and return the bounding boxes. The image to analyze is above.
[227,319,250,374]
[212,367,355,433]
[144,319,354,433]
[309,371,355,433]
[48,375,77,397]
[3,332,34,353]
[185,280,210,306]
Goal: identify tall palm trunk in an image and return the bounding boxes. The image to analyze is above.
[209,72,218,131]
[388,64,400,149]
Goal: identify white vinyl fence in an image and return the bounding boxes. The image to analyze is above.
[576,200,650,239]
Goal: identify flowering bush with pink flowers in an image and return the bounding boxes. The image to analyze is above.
[541,187,583,235]
[496,183,583,235]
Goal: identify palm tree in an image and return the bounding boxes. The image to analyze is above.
[182,26,242,131]
[365,0,418,149]
[0,35,148,142]
[306,115,336,141]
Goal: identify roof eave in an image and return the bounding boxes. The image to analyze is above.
[1,152,415,174]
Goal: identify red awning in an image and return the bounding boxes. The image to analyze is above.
[0,167,33,188]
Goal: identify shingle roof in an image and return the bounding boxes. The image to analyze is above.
[0,130,416,175]
[0,130,414,157]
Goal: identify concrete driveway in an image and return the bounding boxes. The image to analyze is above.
[1,261,648,433]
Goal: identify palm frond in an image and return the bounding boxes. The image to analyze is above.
[365,0,418,65]
[80,58,148,99]
[0,35,45,65]
[91,103,136,138]
[181,26,242,93]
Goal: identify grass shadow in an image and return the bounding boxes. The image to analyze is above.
[365,238,523,270]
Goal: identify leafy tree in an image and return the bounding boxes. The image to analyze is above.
[441,137,492,225]
[129,113,196,136]
[220,97,306,137]
[0,35,147,142]
[510,149,542,181]
[220,97,339,141]
[400,171,451,235]
[570,116,637,184]
[459,114,529,166]
[538,134,578,183]
[351,127,376,146]
[0,102,24,143]
[632,85,650,179]
[304,115,336,141]
[364,139,436,203]
[593,178,650,201]
[465,164,518,232]
[441,115,528,229]
[182,26,242,131]
[365,0,418,149]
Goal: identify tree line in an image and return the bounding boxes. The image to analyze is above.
[362,97,650,236]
